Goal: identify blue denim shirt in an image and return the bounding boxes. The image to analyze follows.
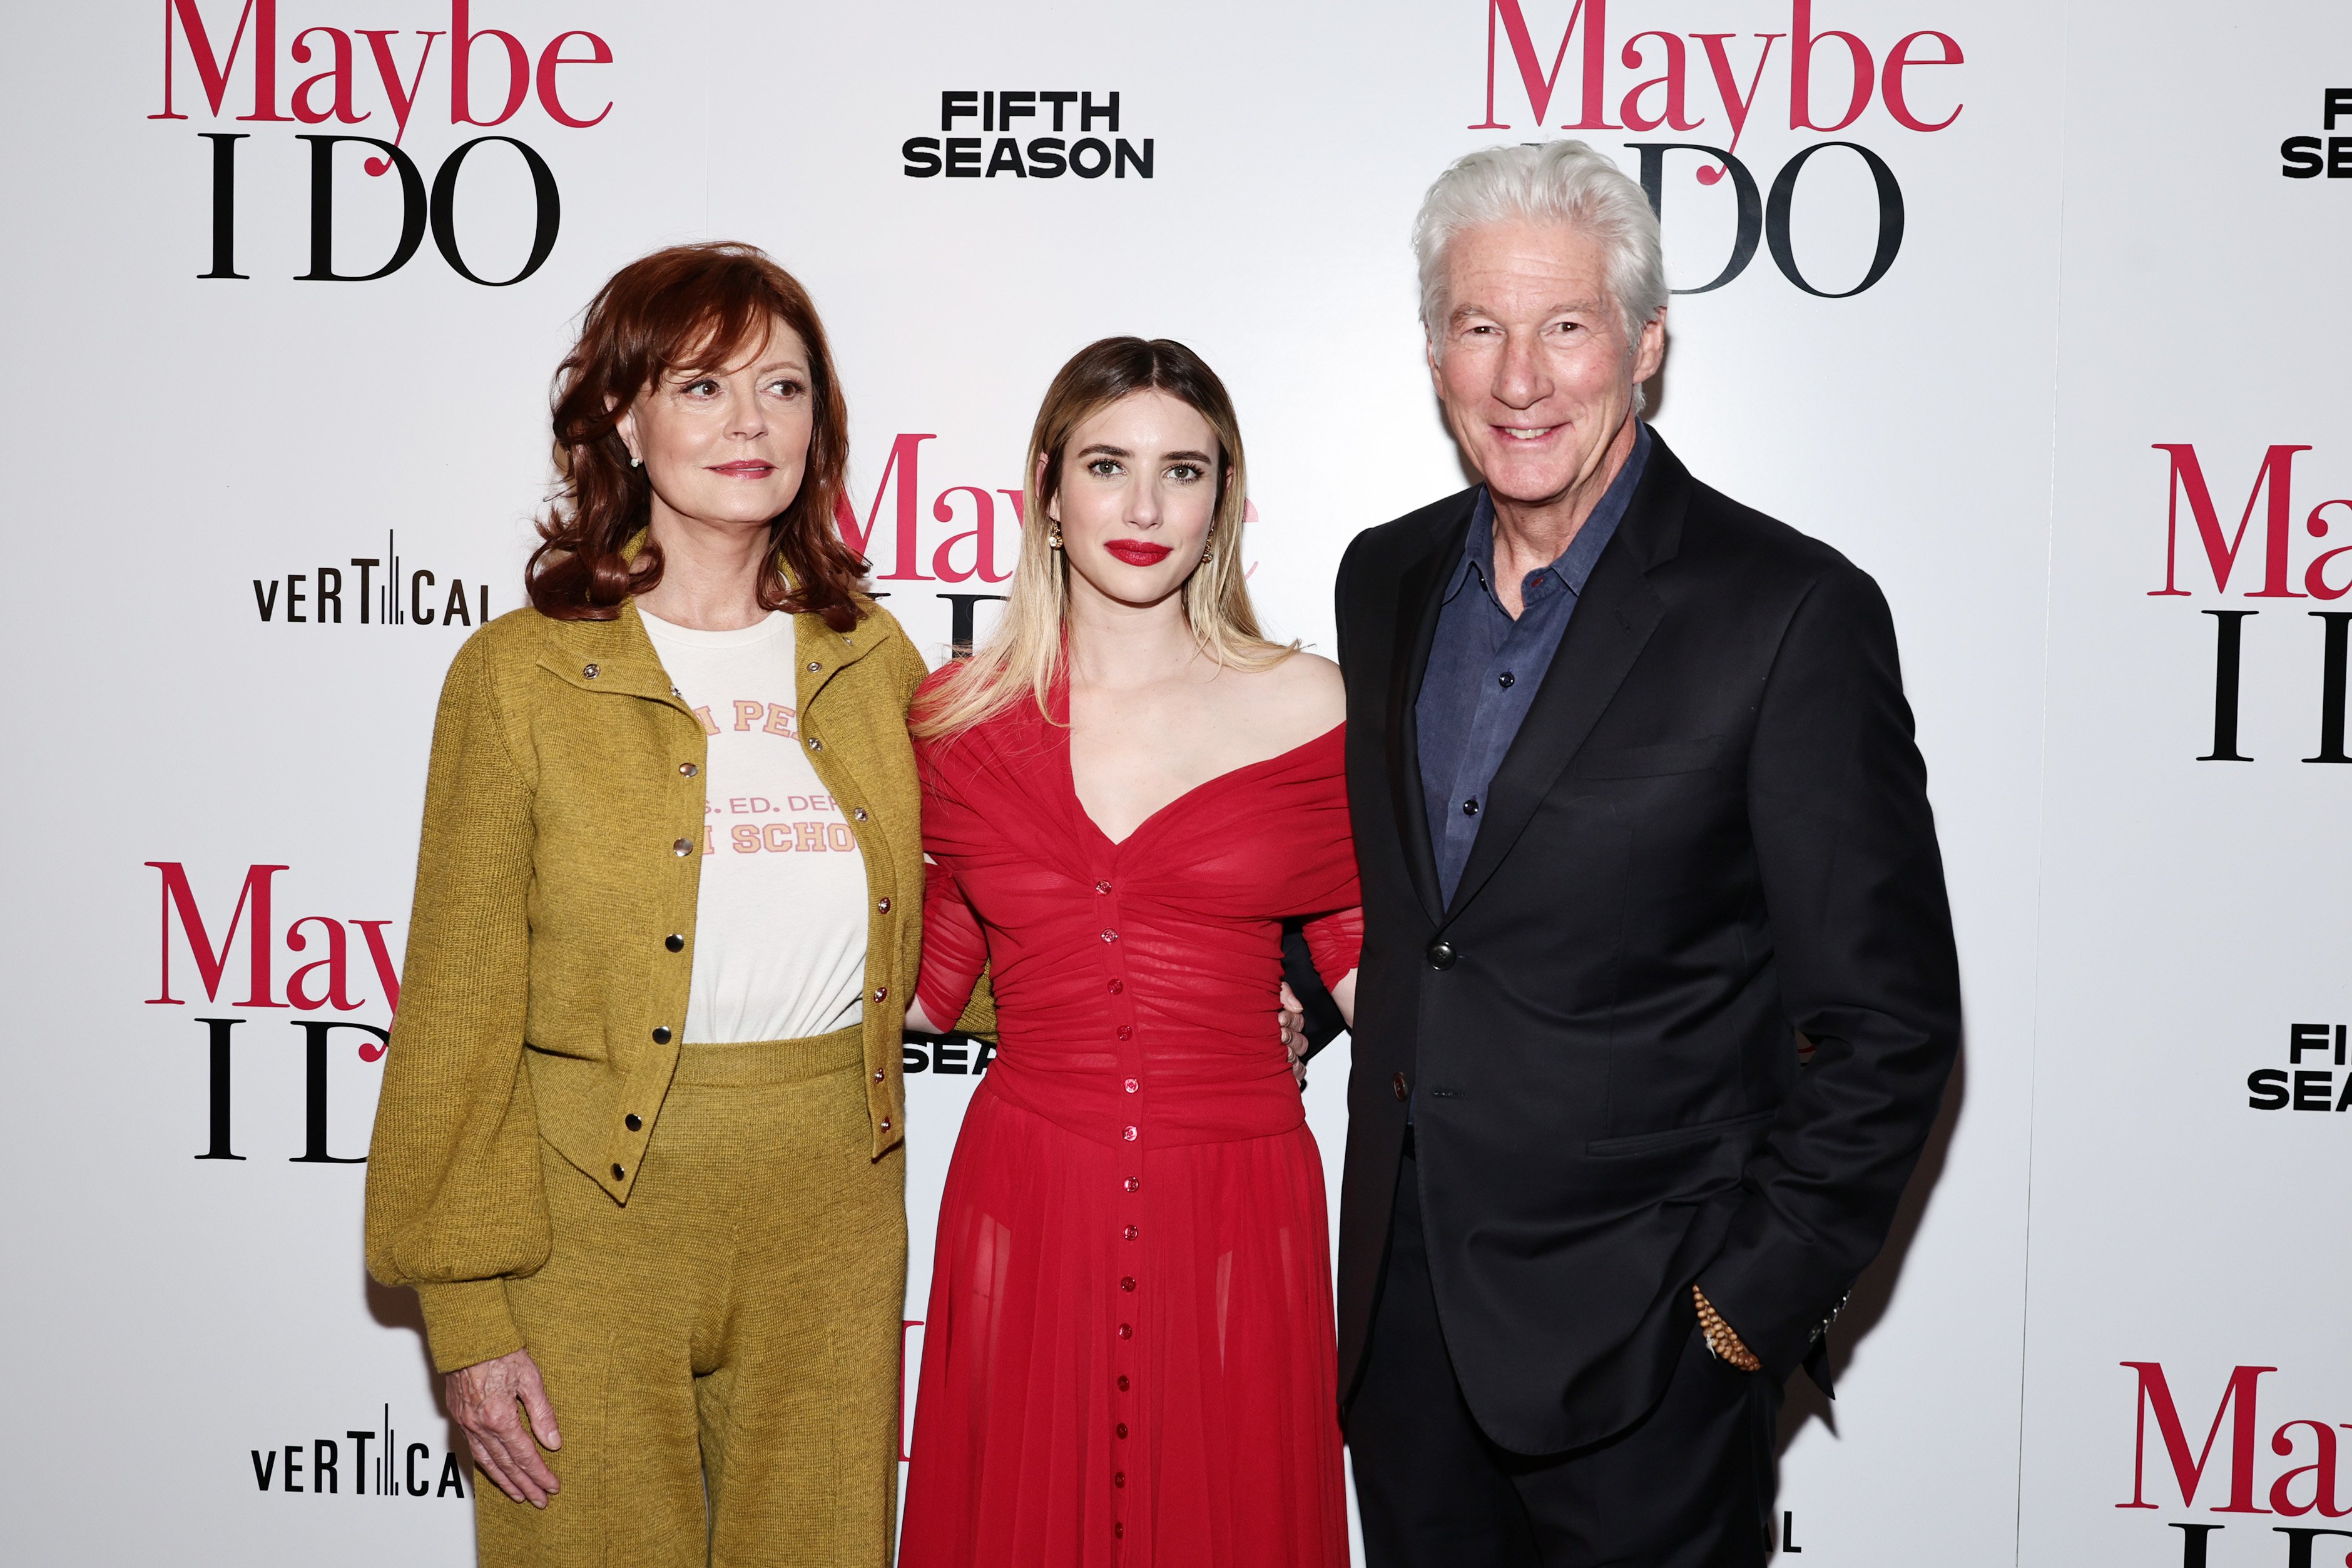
[1417,423,1651,907]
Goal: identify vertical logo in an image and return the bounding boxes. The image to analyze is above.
[249,1405,469,1499]
[250,529,492,627]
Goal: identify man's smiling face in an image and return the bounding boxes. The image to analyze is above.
[1428,220,1663,515]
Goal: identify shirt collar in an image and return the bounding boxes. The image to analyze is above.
[1443,420,1652,608]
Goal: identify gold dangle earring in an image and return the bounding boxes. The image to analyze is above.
[1047,523,1064,550]
[1199,527,1216,564]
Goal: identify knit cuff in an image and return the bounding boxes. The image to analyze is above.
[415,1279,526,1374]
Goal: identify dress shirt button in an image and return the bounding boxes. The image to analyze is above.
[1123,1126,1138,1141]
[872,986,888,1004]
[1121,1277,1136,1292]
[1427,940,1457,970]
[673,838,695,857]
[624,1113,642,1132]
[1108,979,1124,995]
[1118,1375,1131,1391]
[1101,929,1119,942]
[1117,1025,1133,1041]
[853,808,868,822]
[1392,1071,1408,1101]
[1116,1422,1129,1439]
[1096,880,1112,894]
[1124,1224,1138,1240]
[1124,1078,1138,1093]
[1117,1325,1132,1340]
[1115,1521,1125,1539]
[1124,1177,1141,1193]
[1114,1470,1126,1486]
[1499,670,1515,689]
[582,663,598,679]
[652,1026,672,1044]
[679,761,698,776]
[877,897,892,914]
[665,934,684,952]
[1461,797,1480,817]
[610,1163,625,1179]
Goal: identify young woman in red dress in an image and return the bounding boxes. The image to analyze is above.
[897,337,1359,1568]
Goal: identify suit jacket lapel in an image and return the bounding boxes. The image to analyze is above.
[1442,440,1692,921]
[1385,494,1478,925]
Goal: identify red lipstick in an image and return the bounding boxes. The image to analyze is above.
[1104,539,1174,566]
[709,461,775,477]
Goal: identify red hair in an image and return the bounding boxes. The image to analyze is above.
[526,242,867,631]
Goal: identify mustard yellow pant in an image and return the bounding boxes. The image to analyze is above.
[481,1028,906,1567]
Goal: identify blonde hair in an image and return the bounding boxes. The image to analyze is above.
[913,337,1294,739]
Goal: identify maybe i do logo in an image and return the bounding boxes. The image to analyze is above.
[151,0,617,285]
[1467,0,1968,298]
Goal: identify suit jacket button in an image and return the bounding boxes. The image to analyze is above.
[651,1026,672,1044]
[1392,1072,1408,1101]
[1426,940,1456,970]
[664,934,684,952]
[624,1113,642,1132]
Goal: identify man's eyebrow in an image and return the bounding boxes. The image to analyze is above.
[1449,298,1606,325]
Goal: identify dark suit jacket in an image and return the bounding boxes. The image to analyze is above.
[1333,433,1960,1455]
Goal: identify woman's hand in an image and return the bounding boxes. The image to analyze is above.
[1278,982,1308,1088]
[447,1347,563,1507]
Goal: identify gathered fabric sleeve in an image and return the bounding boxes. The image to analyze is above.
[917,856,994,1034]
[1301,905,1363,987]
[364,632,549,1374]
[909,666,997,1037]
[1289,734,1363,989]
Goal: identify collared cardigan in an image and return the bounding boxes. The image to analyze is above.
[364,593,992,1373]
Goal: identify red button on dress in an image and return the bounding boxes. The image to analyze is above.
[900,681,1358,1568]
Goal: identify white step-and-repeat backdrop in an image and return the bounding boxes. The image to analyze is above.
[0,4,2339,1564]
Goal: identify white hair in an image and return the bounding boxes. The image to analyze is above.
[1413,140,1667,360]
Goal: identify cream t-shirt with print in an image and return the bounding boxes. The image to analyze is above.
[641,608,869,1044]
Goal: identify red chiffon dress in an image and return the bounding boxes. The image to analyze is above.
[898,681,1360,1568]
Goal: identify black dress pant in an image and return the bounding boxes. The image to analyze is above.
[1348,1144,1782,1568]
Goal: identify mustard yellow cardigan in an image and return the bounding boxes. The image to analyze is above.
[364,593,990,1372]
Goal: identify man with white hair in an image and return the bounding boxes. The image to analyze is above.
[1328,140,1960,1565]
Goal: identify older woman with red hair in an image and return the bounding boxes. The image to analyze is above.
[365,242,967,1567]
